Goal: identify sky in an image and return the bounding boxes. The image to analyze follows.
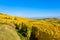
[0,0,60,18]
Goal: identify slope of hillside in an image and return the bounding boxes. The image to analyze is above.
[0,13,60,40]
[0,24,21,40]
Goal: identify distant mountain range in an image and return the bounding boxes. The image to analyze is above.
[28,17,60,20]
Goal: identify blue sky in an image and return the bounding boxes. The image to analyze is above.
[0,0,60,18]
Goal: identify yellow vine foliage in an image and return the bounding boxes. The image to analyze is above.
[0,13,60,40]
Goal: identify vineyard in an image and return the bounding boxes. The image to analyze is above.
[0,13,60,40]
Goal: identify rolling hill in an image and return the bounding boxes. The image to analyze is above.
[0,13,60,40]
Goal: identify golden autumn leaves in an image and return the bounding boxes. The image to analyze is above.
[0,14,60,40]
